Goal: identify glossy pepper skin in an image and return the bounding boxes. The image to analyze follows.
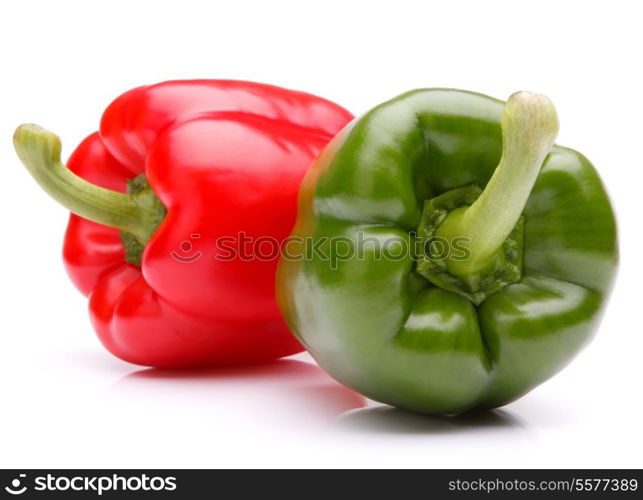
[277,89,617,414]
[16,80,353,367]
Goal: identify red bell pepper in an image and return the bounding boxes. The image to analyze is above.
[14,80,352,367]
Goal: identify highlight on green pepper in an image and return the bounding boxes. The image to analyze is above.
[277,89,618,415]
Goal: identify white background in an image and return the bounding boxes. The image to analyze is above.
[1,0,641,468]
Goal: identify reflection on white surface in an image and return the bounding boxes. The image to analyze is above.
[329,406,525,435]
[110,357,367,434]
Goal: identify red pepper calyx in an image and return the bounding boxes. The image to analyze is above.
[14,124,166,265]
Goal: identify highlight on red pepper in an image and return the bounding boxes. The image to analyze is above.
[277,89,618,415]
[14,80,353,368]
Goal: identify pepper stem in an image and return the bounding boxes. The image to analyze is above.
[435,91,559,279]
[14,124,161,246]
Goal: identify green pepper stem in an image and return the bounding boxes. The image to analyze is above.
[436,91,559,278]
[14,124,158,245]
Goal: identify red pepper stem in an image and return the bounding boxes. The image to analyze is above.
[435,91,559,280]
[14,124,158,245]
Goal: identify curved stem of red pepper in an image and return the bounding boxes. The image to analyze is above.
[14,124,158,246]
[435,91,559,281]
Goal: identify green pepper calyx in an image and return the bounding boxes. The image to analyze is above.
[415,185,524,304]
[416,91,558,304]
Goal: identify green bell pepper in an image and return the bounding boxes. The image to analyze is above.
[277,89,618,415]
